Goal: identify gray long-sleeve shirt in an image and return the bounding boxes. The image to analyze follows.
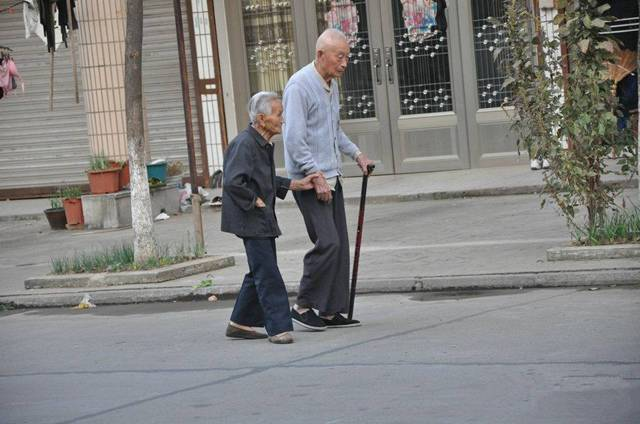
[282,62,360,180]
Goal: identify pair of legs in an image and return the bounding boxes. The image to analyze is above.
[293,181,350,316]
[229,237,293,337]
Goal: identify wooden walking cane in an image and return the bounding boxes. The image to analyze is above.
[348,163,375,320]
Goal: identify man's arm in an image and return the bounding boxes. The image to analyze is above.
[337,126,360,160]
[222,141,259,211]
[283,83,320,175]
[275,173,320,200]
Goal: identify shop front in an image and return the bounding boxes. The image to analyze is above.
[224,0,518,176]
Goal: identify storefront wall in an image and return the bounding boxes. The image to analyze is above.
[225,0,518,176]
[0,0,206,198]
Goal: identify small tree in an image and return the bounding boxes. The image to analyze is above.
[499,0,637,240]
[125,0,157,262]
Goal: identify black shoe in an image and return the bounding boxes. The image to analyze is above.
[225,324,268,339]
[291,307,327,331]
[320,314,361,328]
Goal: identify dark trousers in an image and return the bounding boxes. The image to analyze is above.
[229,238,293,336]
[293,181,350,315]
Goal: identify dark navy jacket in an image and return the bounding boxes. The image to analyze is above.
[221,126,291,238]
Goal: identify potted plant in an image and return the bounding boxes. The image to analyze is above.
[87,153,121,194]
[43,192,67,230]
[119,160,130,190]
[61,186,84,225]
[107,159,130,190]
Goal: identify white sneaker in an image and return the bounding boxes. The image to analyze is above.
[541,158,550,169]
[530,159,542,170]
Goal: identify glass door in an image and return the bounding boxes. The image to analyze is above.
[312,0,473,174]
[460,0,518,167]
[380,0,471,173]
[234,0,517,175]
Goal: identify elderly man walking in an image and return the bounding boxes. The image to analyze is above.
[283,29,375,331]
[222,91,317,344]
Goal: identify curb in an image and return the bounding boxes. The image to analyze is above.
[24,256,236,289]
[0,213,44,222]
[547,244,640,261]
[3,268,638,309]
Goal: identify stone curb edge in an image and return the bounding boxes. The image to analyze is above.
[3,268,638,309]
[547,244,640,261]
[23,256,236,289]
[0,213,44,222]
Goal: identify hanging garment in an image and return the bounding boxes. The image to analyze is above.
[56,0,78,48]
[323,0,359,45]
[435,0,447,34]
[37,0,57,52]
[401,0,438,42]
[23,0,46,42]
[0,58,22,98]
[56,0,77,30]
[617,72,638,115]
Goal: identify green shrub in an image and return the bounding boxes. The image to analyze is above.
[573,207,640,245]
[50,241,205,274]
[88,153,111,171]
[498,0,637,235]
[61,186,82,200]
[49,194,63,209]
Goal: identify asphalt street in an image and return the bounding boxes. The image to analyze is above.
[1,287,639,423]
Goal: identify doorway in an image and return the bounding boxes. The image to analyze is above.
[233,0,518,175]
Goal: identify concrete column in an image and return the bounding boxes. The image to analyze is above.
[76,0,128,161]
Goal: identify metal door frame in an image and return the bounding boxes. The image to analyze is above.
[458,0,518,168]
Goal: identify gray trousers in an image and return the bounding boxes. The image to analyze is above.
[293,181,350,315]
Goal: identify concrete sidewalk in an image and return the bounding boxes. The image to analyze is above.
[1,165,638,308]
[3,164,636,218]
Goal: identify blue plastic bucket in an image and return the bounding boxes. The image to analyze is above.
[147,161,167,182]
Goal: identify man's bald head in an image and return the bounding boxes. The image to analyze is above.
[314,29,350,81]
[316,28,349,52]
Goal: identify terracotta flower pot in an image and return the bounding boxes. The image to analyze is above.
[119,162,130,190]
[44,207,67,230]
[63,198,84,225]
[88,168,121,194]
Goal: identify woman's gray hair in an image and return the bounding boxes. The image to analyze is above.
[248,91,280,123]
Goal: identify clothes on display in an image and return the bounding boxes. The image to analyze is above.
[616,72,637,130]
[400,0,447,42]
[435,0,447,33]
[0,54,24,100]
[323,0,359,45]
[26,0,76,52]
[23,0,44,41]
[56,0,77,48]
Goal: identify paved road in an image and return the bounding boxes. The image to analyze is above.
[1,287,639,423]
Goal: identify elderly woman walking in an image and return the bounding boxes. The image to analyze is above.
[221,91,318,344]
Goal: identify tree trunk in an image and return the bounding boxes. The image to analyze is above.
[125,0,157,262]
[637,0,639,203]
